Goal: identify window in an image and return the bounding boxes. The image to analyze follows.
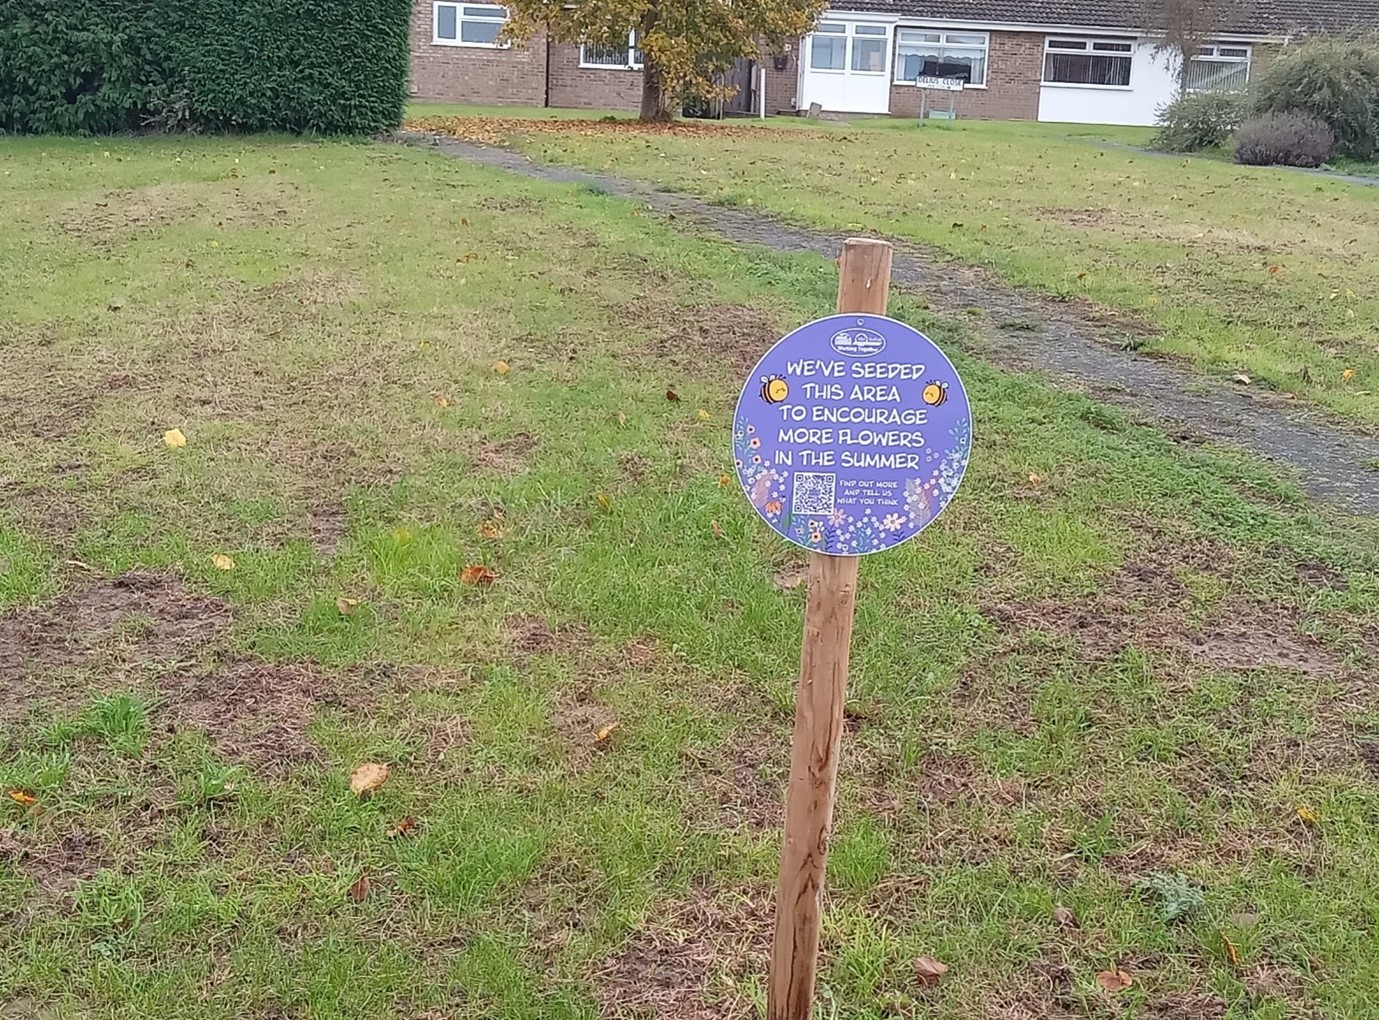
[1043,37,1134,86]
[1187,42,1251,92]
[580,31,642,69]
[895,28,989,86]
[433,3,507,48]
[851,24,888,73]
[810,22,847,71]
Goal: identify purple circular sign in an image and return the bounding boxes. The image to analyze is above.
[733,314,971,556]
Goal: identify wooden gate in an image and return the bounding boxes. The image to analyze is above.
[723,57,756,115]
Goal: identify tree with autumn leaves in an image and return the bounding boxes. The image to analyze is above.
[504,0,825,121]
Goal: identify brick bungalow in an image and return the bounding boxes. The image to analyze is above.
[410,0,1379,126]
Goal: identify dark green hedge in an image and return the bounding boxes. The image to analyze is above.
[0,0,410,134]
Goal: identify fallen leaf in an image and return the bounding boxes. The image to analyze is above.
[210,553,235,571]
[617,411,627,426]
[1342,368,1357,381]
[665,388,680,402]
[460,564,497,585]
[336,596,360,616]
[349,761,389,797]
[1028,472,1044,487]
[718,473,731,487]
[1268,264,1282,275]
[596,492,612,510]
[1096,970,1133,992]
[1221,930,1241,967]
[460,217,470,227]
[432,393,451,408]
[492,360,510,375]
[1297,804,1319,826]
[478,520,504,539]
[1234,373,1252,385]
[392,527,412,545]
[6,789,37,807]
[163,428,187,448]
[710,519,725,539]
[594,721,620,742]
[387,816,418,838]
[772,564,809,590]
[1053,904,1077,928]
[347,871,370,903]
[1076,271,1088,280]
[697,408,710,421]
[914,956,948,987]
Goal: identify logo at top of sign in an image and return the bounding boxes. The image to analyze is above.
[733,314,972,557]
[830,326,886,358]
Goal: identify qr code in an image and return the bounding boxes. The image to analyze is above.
[792,472,837,516]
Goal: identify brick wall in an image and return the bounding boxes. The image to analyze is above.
[761,46,802,114]
[548,43,643,111]
[409,0,547,106]
[889,31,1043,121]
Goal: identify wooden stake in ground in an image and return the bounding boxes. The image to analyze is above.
[768,238,894,1020]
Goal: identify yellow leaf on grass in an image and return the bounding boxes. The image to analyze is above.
[336,597,360,616]
[349,762,389,797]
[596,492,611,510]
[210,553,235,571]
[1028,472,1044,487]
[163,428,187,448]
[617,411,627,426]
[478,520,504,539]
[460,563,497,585]
[697,408,710,421]
[1096,970,1133,993]
[492,360,510,375]
[1297,804,1319,825]
[7,789,37,807]
[718,473,731,487]
[1221,930,1241,967]
[1343,368,1357,381]
[594,721,620,742]
[392,528,412,545]
[433,393,451,408]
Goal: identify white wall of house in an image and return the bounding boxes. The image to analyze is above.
[1037,39,1179,126]
[797,11,900,114]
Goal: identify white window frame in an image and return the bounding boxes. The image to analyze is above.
[1186,42,1252,92]
[849,24,890,76]
[580,31,642,70]
[1042,36,1135,90]
[893,27,990,88]
[807,21,850,75]
[432,3,509,49]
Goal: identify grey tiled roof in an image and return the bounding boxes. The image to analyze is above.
[836,1,1379,35]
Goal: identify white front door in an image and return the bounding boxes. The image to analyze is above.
[799,20,893,114]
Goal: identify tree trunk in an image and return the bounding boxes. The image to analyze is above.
[639,58,671,122]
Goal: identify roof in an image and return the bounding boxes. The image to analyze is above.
[835,1,1379,35]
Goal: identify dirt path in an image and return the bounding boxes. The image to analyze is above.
[401,132,1379,518]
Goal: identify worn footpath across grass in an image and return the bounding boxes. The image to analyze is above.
[408,107,1379,430]
[1,134,1379,1019]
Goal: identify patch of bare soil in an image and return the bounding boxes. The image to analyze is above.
[551,684,620,768]
[0,572,232,721]
[681,726,788,833]
[158,659,351,772]
[0,824,111,899]
[627,298,781,380]
[502,614,589,659]
[983,542,1339,677]
[56,181,300,240]
[594,884,773,1020]
[309,500,349,557]
[475,432,537,473]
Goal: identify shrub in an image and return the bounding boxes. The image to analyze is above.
[1250,36,1379,160]
[0,0,410,135]
[1152,89,1247,152]
[1234,112,1336,167]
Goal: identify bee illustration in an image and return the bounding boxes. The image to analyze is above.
[921,380,949,407]
[760,374,789,404]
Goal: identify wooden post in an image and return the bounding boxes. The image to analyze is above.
[768,238,893,1020]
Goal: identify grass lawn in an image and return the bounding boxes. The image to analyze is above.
[2,133,1379,1020]
[407,106,1379,429]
